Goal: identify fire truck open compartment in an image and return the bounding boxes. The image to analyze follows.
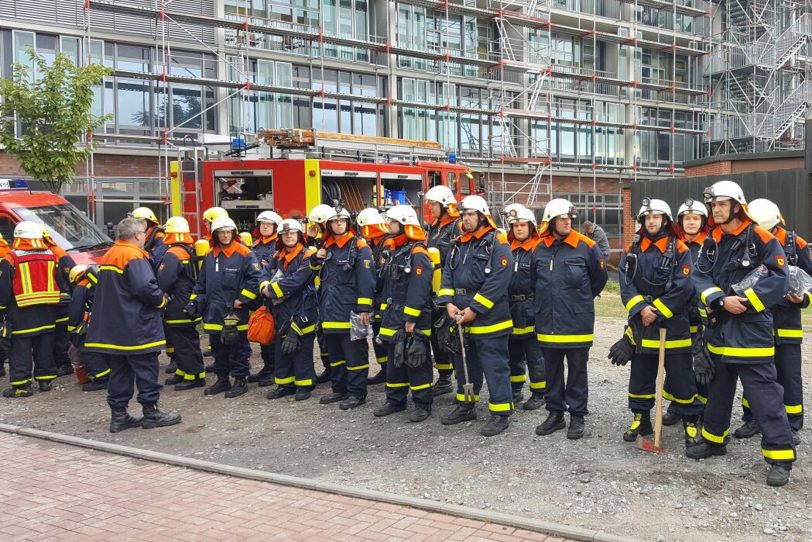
[212,169,275,231]
[319,169,424,212]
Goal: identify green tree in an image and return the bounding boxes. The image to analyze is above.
[0,50,111,193]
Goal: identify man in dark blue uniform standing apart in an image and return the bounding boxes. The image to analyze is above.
[689,180,795,487]
[85,217,181,433]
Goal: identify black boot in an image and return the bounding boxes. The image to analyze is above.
[433,374,454,396]
[535,411,566,436]
[339,395,366,410]
[164,361,178,375]
[294,389,312,401]
[512,389,524,405]
[481,414,510,437]
[319,392,348,404]
[523,393,545,411]
[567,415,585,440]
[204,363,215,373]
[623,412,653,442]
[141,403,181,429]
[175,379,205,391]
[267,386,296,400]
[82,377,109,392]
[165,375,183,386]
[204,376,231,396]
[733,419,760,439]
[367,370,387,385]
[3,385,33,398]
[315,370,331,385]
[38,381,53,392]
[109,409,143,433]
[662,403,679,426]
[373,401,406,417]
[685,442,727,460]
[56,365,73,377]
[409,406,431,423]
[440,404,476,425]
[203,346,213,357]
[257,376,274,387]
[224,378,248,398]
[792,430,801,446]
[766,464,791,487]
[0,363,5,378]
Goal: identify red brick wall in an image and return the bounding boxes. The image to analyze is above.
[0,152,161,179]
[684,161,731,177]
[621,186,636,249]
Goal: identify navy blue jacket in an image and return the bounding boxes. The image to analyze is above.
[770,227,812,344]
[508,235,540,339]
[263,242,318,335]
[253,235,278,268]
[157,243,201,328]
[378,235,434,341]
[427,215,460,267]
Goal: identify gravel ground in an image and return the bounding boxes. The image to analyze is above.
[2,297,811,542]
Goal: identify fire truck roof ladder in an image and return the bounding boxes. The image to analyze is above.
[178,147,206,237]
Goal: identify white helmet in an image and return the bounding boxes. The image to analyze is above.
[677,198,708,219]
[385,205,421,226]
[14,220,44,240]
[458,195,490,216]
[703,180,747,206]
[747,198,782,230]
[503,203,527,217]
[424,185,457,207]
[256,211,282,227]
[356,208,386,227]
[308,204,334,225]
[637,198,673,222]
[278,218,304,234]
[326,206,352,222]
[508,206,537,226]
[210,217,238,233]
[542,198,577,223]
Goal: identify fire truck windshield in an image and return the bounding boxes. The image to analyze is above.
[17,204,113,252]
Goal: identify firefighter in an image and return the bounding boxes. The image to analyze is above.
[84,217,180,432]
[67,264,110,391]
[436,195,514,437]
[506,205,546,410]
[158,217,206,391]
[0,233,8,379]
[203,207,229,238]
[356,207,391,385]
[248,210,283,387]
[533,199,607,440]
[615,199,702,447]
[262,219,318,401]
[307,203,335,384]
[689,180,795,487]
[42,228,76,378]
[425,184,461,396]
[372,205,434,422]
[733,198,810,446]
[662,198,711,426]
[129,207,167,266]
[0,222,62,398]
[311,206,375,410]
[187,217,261,399]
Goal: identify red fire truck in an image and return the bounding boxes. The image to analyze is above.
[170,131,479,236]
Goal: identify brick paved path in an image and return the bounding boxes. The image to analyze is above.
[0,432,573,542]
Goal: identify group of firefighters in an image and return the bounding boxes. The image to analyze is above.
[0,179,804,487]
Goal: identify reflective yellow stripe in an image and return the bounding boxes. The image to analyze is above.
[322,321,352,330]
[786,404,803,414]
[640,338,692,349]
[456,392,480,402]
[403,306,421,317]
[697,394,707,404]
[165,318,202,325]
[10,379,32,386]
[259,280,270,292]
[700,286,723,305]
[701,426,729,444]
[662,390,697,405]
[55,316,69,324]
[762,448,795,461]
[625,294,645,312]
[468,320,513,335]
[489,402,512,412]
[511,326,534,336]
[410,383,431,391]
[436,363,454,370]
[357,297,373,306]
[473,293,494,309]
[189,294,197,300]
[744,287,765,312]
[329,360,346,367]
[84,340,166,351]
[156,297,167,309]
[203,323,249,331]
[376,356,388,363]
[538,333,593,343]
[379,303,389,310]
[438,288,454,297]
[34,375,57,381]
[275,376,295,385]
[95,369,111,378]
[652,298,673,319]
[628,392,655,399]
[240,288,257,300]
[378,327,397,337]
[386,382,410,388]
[742,397,750,409]
[271,282,284,298]
[698,308,707,318]
[707,343,774,358]
[347,364,369,371]
[99,265,124,274]
[529,381,546,390]
[775,328,803,338]
[291,323,316,335]
[690,325,699,334]
[12,324,56,335]
[295,379,313,386]
[509,375,526,383]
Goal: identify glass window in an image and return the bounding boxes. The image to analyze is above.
[13,31,35,74]
[60,36,81,65]
[17,204,112,251]
[117,79,152,129]
[172,85,203,130]
[117,44,150,73]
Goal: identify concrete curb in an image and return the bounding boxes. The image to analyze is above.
[0,423,640,542]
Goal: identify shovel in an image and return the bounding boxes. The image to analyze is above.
[637,326,667,454]
[457,323,476,404]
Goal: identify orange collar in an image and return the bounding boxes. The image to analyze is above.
[256,234,277,246]
[773,227,787,245]
[460,225,493,243]
[640,235,670,254]
[682,230,707,247]
[510,236,539,251]
[212,241,239,258]
[323,232,354,249]
[540,230,580,249]
[280,243,304,266]
[387,234,409,250]
[436,214,458,229]
[712,218,753,242]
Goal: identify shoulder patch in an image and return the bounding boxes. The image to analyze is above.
[500,256,509,267]
[775,255,786,268]
[363,259,371,269]
[415,266,424,276]
[681,263,691,276]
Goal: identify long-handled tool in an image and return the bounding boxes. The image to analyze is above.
[457,323,475,404]
[637,326,667,454]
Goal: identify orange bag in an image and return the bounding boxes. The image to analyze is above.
[248,305,276,345]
